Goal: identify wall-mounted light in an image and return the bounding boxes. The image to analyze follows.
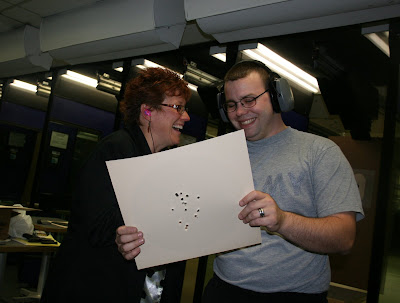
[10,79,37,93]
[61,69,122,95]
[184,62,222,87]
[61,70,97,88]
[362,24,389,57]
[97,73,122,95]
[240,43,320,94]
[9,79,52,97]
[210,45,227,62]
[36,80,52,97]
[131,58,199,91]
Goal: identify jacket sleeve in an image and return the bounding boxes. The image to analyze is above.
[71,133,136,248]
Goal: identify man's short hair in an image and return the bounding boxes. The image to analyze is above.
[224,60,270,88]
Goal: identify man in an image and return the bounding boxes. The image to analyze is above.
[116,61,364,303]
[201,60,364,302]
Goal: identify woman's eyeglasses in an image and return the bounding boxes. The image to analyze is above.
[223,89,269,113]
[160,104,189,115]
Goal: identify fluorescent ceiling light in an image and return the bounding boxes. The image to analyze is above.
[187,83,198,91]
[210,45,227,62]
[364,32,390,57]
[133,59,165,70]
[10,80,37,93]
[212,53,226,62]
[61,70,97,88]
[362,24,390,57]
[113,61,124,72]
[132,59,198,91]
[240,43,320,94]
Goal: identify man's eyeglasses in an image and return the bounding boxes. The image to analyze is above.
[223,89,269,113]
[160,104,189,115]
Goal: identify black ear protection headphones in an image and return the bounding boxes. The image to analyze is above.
[217,60,294,123]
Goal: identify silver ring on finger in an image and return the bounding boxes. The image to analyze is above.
[258,208,265,218]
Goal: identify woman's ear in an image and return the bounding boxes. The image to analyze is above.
[141,104,152,120]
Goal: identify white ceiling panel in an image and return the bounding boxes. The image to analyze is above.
[5,0,25,4]
[0,1,12,10]
[2,6,41,27]
[0,14,22,32]
[185,0,285,21]
[20,0,103,17]
[0,0,104,34]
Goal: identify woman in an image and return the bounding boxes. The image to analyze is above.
[41,67,191,303]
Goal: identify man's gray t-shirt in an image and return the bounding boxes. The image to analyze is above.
[214,127,364,294]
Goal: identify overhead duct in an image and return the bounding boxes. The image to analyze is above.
[40,0,186,65]
[185,0,400,43]
[0,25,53,78]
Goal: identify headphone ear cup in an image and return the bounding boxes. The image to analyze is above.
[268,77,281,113]
[273,78,294,112]
[268,73,294,113]
[217,92,230,123]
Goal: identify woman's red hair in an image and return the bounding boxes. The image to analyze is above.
[120,67,191,126]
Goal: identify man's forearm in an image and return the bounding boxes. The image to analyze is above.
[277,211,356,254]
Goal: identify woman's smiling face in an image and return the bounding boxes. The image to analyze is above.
[150,95,190,151]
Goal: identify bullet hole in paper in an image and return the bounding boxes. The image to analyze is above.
[173,192,201,230]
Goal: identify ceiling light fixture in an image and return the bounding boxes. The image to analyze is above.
[212,53,227,62]
[186,83,199,91]
[364,33,390,57]
[113,61,124,72]
[132,58,165,70]
[185,62,222,87]
[61,70,97,88]
[10,79,37,93]
[97,73,122,95]
[36,80,52,97]
[240,43,320,94]
[210,45,227,62]
[362,24,390,57]
[131,58,199,91]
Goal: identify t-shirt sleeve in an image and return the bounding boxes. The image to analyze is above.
[311,142,364,221]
